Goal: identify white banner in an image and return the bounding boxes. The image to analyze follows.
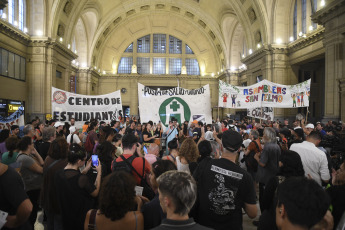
[0,106,25,130]
[247,107,274,121]
[218,79,311,108]
[138,83,212,127]
[52,87,122,128]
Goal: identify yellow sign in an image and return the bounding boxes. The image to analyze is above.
[46,114,52,121]
[8,104,20,112]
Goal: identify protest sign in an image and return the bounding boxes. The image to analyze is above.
[138,83,212,127]
[52,87,122,128]
[0,106,25,130]
[247,107,274,121]
[218,79,311,108]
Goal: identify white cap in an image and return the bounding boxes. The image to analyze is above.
[305,123,314,129]
[54,121,64,127]
[69,126,76,133]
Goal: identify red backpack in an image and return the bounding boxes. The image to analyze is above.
[84,135,94,152]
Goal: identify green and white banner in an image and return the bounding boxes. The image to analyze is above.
[138,83,212,127]
[218,79,311,108]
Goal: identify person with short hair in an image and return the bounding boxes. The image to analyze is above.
[275,177,330,230]
[113,133,151,186]
[145,143,160,165]
[255,127,281,215]
[23,124,34,138]
[142,160,177,229]
[290,131,330,186]
[152,171,213,230]
[39,127,56,160]
[193,130,257,230]
[11,125,20,138]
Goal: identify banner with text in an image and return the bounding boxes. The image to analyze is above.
[218,79,311,108]
[247,107,274,121]
[138,83,212,127]
[52,87,122,128]
[0,106,25,130]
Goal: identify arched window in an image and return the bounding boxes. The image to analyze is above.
[301,0,307,34]
[8,0,14,24]
[1,0,27,32]
[311,0,317,29]
[293,1,298,39]
[117,34,200,75]
[18,0,25,30]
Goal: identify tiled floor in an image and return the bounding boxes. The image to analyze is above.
[35,203,261,230]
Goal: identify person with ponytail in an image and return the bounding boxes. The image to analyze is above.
[1,136,19,165]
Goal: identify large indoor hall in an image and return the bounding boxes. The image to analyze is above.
[0,0,345,230]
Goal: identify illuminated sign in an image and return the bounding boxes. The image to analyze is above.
[8,104,22,112]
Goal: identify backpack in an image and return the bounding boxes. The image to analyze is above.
[84,135,94,153]
[112,155,155,200]
[244,140,260,172]
[111,155,137,174]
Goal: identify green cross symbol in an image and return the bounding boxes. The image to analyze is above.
[170,101,180,111]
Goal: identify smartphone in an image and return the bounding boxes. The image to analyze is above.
[91,155,99,167]
[143,146,148,154]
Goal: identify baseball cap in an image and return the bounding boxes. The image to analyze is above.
[54,121,64,127]
[222,130,243,152]
[69,126,76,133]
[305,123,314,129]
[293,127,304,138]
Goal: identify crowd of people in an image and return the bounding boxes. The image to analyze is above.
[0,114,345,230]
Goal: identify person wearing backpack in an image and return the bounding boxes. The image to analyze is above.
[112,133,153,199]
[243,130,262,183]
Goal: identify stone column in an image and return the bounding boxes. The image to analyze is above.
[312,0,345,121]
[27,39,55,120]
[339,78,345,122]
[129,78,139,116]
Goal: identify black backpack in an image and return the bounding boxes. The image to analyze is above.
[244,140,260,172]
[112,155,137,174]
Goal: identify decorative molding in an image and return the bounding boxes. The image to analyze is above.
[287,28,325,53]
[247,7,257,24]
[99,74,216,81]
[311,0,345,25]
[0,20,30,45]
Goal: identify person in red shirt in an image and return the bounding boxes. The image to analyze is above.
[113,133,151,186]
[221,120,228,133]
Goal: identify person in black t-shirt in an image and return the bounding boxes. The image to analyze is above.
[143,121,155,145]
[193,130,257,230]
[39,127,56,160]
[0,163,33,230]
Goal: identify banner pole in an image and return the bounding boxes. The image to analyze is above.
[217,106,219,120]
[260,107,263,125]
[306,107,309,123]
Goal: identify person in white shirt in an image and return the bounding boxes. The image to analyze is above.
[290,131,330,186]
[67,126,82,146]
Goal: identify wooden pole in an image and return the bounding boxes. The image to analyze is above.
[306,107,309,123]
[260,107,263,124]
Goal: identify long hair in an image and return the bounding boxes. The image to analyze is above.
[179,138,199,163]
